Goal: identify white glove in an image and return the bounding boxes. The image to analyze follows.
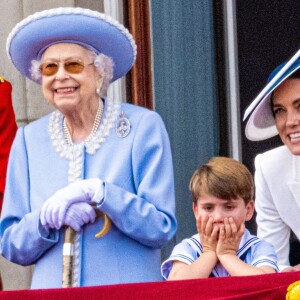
[40,178,104,230]
[64,202,97,232]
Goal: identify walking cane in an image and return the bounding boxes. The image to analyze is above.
[62,212,111,287]
[62,227,76,288]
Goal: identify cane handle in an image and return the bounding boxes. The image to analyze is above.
[95,212,111,238]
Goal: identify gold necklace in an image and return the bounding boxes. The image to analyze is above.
[63,99,104,144]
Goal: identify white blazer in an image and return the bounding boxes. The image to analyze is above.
[255,145,300,269]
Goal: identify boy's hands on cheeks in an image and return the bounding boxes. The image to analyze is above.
[216,217,244,258]
[197,215,244,259]
[196,215,219,255]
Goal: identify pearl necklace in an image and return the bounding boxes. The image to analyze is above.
[63,99,104,144]
[48,98,120,158]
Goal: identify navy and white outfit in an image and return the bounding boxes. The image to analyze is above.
[161,229,278,279]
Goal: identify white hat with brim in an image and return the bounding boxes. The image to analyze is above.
[244,49,300,141]
[6,7,137,83]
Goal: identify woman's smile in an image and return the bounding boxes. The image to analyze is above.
[55,87,78,94]
[289,131,300,143]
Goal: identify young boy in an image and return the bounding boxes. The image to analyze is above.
[161,157,278,279]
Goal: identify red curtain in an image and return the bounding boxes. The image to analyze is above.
[0,80,17,211]
[0,271,299,299]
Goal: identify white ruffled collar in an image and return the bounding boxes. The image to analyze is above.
[48,98,121,160]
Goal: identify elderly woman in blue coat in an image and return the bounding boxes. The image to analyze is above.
[0,7,177,288]
[244,50,300,272]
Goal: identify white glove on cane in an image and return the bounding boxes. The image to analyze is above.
[64,202,97,232]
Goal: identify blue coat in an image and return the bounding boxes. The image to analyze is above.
[0,100,177,288]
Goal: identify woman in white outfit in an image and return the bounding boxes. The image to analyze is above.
[244,49,300,272]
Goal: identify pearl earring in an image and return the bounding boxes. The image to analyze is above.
[96,87,100,95]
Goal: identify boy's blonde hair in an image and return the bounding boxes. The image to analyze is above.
[189,157,254,204]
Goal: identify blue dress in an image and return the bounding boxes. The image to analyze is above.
[0,98,177,288]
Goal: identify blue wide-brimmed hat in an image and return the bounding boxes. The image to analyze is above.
[244,49,300,141]
[6,7,137,83]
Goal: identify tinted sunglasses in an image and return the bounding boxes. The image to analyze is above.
[39,60,94,76]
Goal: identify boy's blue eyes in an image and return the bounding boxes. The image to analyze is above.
[203,205,235,211]
[226,206,234,210]
[204,207,213,211]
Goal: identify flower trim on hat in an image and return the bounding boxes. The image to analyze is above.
[6,7,137,65]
